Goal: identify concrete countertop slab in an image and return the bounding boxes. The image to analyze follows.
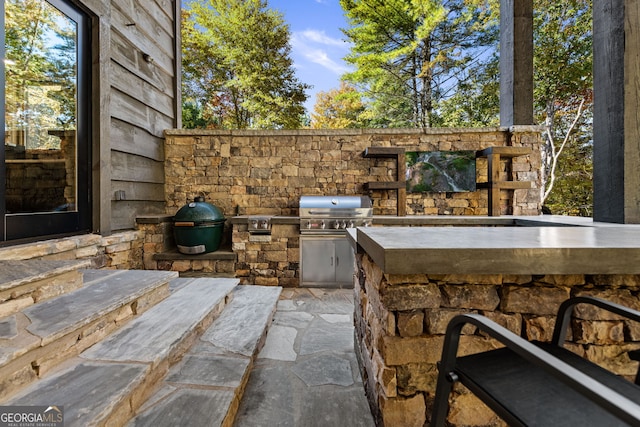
[355,225,640,275]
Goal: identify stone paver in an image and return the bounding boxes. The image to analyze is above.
[130,388,234,427]
[292,354,354,387]
[233,288,375,427]
[258,325,297,361]
[6,277,241,427]
[166,354,250,388]
[0,260,90,292]
[8,361,149,427]
[0,315,16,339]
[128,285,282,427]
[198,285,281,357]
[81,278,237,364]
[25,270,177,343]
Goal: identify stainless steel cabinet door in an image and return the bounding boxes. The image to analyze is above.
[301,238,336,285]
[334,238,355,284]
[300,236,355,287]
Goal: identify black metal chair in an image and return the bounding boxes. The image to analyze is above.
[430,296,640,427]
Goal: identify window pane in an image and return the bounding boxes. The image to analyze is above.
[5,0,77,214]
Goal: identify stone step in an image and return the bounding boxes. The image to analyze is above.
[5,277,239,427]
[0,259,92,318]
[0,269,178,401]
[128,285,282,427]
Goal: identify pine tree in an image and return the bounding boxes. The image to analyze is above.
[340,0,498,128]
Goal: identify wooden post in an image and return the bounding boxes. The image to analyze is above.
[487,153,502,216]
[363,147,406,216]
[396,151,407,216]
[499,0,534,126]
[593,0,640,223]
[477,147,533,216]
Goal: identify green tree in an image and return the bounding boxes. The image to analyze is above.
[534,0,593,214]
[432,53,500,127]
[310,82,367,129]
[340,0,498,128]
[5,0,77,147]
[182,0,310,129]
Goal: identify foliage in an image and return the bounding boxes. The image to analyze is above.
[182,0,310,129]
[543,134,593,216]
[339,0,499,128]
[5,0,77,149]
[534,0,593,214]
[431,52,500,127]
[181,101,209,129]
[310,82,367,128]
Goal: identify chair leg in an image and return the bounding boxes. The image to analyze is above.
[628,349,640,385]
[429,367,456,426]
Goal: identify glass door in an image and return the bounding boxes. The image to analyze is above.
[2,0,90,242]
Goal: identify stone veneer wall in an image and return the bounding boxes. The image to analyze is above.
[354,252,640,427]
[232,221,299,287]
[161,127,542,285]
[0,232,144,270]
[164,128,542,218]
[137,216,236,275]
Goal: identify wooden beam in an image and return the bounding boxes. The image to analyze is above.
[487,153,502,216]
[593,0,640,223]
[477,181,532,190]
[476,147,532,158]
[363,147,405,158]
[500,0,534,126]
[363,147,407,216]
[364,182,405,190]
[396,151,407,216]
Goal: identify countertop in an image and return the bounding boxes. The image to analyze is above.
[352,220,640,275]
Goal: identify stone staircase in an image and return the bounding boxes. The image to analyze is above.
[0,260,281,427]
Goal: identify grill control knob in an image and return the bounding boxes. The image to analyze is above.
[347,220,354,228]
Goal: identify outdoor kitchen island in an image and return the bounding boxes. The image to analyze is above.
[348,220,640,427]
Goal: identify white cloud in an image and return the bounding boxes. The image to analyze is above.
[291,29,351,75]
[299,29,345,47]
[304,48,350,74]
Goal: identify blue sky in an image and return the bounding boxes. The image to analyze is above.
[267,0,352,113]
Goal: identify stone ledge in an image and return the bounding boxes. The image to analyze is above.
[230,215,298,225]
[153,249,236,261]
[164,127,507,137]
[136,214,174,224]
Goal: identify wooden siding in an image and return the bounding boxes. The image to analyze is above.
[108,0,179,230]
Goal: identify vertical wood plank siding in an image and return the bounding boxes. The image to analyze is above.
[109,0,179,230]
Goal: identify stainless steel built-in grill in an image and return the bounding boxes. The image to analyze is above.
[299,195,373,234]
[299,195,373,288]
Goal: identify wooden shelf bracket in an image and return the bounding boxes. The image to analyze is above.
[363,147,406,216]
[476,147,533,216]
